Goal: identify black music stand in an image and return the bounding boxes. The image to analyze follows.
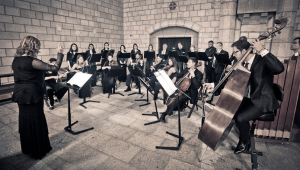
[143,95,161,125]
[68,72,100,109]
[107,66,124,98]
[187,52,198,58]
[64,84,94,135]
[144,51,155,61]
[136,76,152,107]
[197,52,209,61]
[89,53,101,63]
[118,53,131,63]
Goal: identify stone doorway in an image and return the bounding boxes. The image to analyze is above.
[159,37,191,52]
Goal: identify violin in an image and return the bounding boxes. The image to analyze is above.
[165,64,201,106]
[109,60,119,66]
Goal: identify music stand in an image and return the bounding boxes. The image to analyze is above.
[63,84,94,135]
[118,53,131,60]
[136,76,152,107]
[144,51,155,61]
[68,72,100,109]
[197,52,209,61]
[89,53,101,63]
[187,52,198,58]
[107,66,124,98]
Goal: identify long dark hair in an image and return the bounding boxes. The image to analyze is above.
[103,42,109,50]
[15,36,41,57]
[69,43,78,53]
[169,57,178,72]
[133,43,138,50]
[120,45,126,52]
[88,43,96,54]
[148,44,153,51]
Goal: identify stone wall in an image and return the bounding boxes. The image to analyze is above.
[0,0,123,83]
[123,0,222,53]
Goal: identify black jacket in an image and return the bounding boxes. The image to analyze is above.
[160,50,169,56]
[214,50,229,74]
[205,46,217,70]
[177,68,203,104]
[248,53,284,112]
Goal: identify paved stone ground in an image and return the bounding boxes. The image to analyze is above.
[0,81,300,170]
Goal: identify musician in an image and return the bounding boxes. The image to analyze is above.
[45,58,68,110]
[190,45,196,53]
[150,54,165,72]
[67,43,78,69]
[117,45,127,64]
[160,43,169,55]
[102,52,118,93]
[290,37,300,60]
[231,39,284,154]
[101,42,110,66]
[229,37,248,66]
[69,54,92,98]
[160,57,203,122]
[212,42,229,96]
[125,52,143,92]
[146,44,155,77]
[176,42,186,73]
[86,43,97,87]
[205,40,217,83]
[149,57,178,101]
[131,43,141,55]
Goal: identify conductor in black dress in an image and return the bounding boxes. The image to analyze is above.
[231,39,284,154]
[12,36,64,159]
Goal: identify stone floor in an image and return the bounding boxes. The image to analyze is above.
[0,81,300,170]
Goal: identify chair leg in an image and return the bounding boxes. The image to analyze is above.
[250,121,258,170]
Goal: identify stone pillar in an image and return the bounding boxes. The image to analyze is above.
[218,0,238,54]
[272,0,298,59]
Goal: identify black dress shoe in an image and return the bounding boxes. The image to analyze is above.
[234,140,250,154]
[124,87,131,92]
[159,115,166,123]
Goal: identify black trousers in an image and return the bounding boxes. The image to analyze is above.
[126,73,140,87]
[205,68,213,83]
[178,62,183,73]
[47,89,54,106]
[164,95,190,116]
[234,98,264,143]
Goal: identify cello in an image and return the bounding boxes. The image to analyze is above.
[198,16,288,151]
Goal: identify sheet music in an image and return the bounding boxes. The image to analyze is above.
[154,70,177,96]
[67,72,92,89]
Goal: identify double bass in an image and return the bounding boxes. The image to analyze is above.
[198,17,288,151]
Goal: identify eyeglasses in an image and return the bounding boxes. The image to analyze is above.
[232,50,240,54]
[291,41,299,44]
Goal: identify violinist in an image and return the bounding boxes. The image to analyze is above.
[69,54,91,98]
[125,52,144,92]
[231,39,284,154]
[150,54,165,72]
[149,57,178,101]
[102,52,119,93]
[160,57,203,122]
[67,43,78,69]
[86,43,97,87]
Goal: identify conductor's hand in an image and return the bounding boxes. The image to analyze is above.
[57,42,64,53]
[251,39,264,52]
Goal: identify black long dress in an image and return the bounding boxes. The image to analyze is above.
[102,61,116,94]
[12,53,64,159]
[86,50,97,87]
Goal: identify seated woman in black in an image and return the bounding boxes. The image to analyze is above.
[45,58,68,110]
[86,43,97,87]
[69,54,91,98]
[102,52,119,94]
[125,52,144,92]
[149,57,178,101]
[67,43,78,70]
[160,57,203,122]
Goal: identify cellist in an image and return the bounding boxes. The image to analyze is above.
[231,39,284,154]
[160,57,203,122]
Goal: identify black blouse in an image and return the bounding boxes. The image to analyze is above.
[12,53,64,104]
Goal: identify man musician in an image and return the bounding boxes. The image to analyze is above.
[160,43,169,55]
[160,57,203,122]
[230,39,284,154]
[290,37,300,60]
[205,40,217,83]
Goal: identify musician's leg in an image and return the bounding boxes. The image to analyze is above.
[234,98,264,153]
[134,76,140,88]
[153,83,162,100]
[125,73,131,91]
[47,89,54,108]
[160,95,189,122]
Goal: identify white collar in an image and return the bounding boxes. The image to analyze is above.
[246,54,255,65]
[295,52,299,56]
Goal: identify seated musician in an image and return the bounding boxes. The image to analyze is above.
[231,39,284,154]
[44,58,68,110]
[67,43,78,70]
[102,52,119,93]
[290,37,300,59]
[150,54,165,72]
[69,54,92,98]
[160,57,203,122]
[86,43,97,87]
[125,52,144,92]
[149,57,178,101]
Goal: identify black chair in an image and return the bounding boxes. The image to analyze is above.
[233,83,284,170]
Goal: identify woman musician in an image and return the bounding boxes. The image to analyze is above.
[85,43,97,87]
[149,57,178,101]
[44,58,69,110]
[124,52,144,92]
[102,52,119,94]
[67,43,78,70]
[117,45,128,82]
[146,44,155,77]
[69,54,92,98]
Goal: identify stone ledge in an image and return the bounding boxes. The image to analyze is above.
[147,19,202,34]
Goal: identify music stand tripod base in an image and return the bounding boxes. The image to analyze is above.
[143,99,162,125]
[79,98,100,109]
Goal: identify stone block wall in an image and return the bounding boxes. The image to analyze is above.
[123,0,222,53]
[0,0,123,83]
